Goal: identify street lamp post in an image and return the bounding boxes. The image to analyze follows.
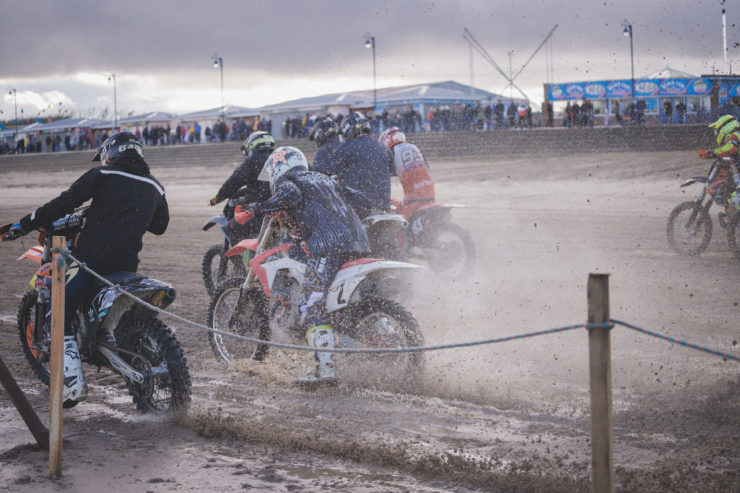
[8,88,18,141]
[108,74,118,130]
[364,33,377,110]
[213,54,224,119]
[622,21,635,105]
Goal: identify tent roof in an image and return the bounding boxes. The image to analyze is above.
[118,111,174,124]
[180,104,259,120]
[258,80,511,114]
[641,66,697,79]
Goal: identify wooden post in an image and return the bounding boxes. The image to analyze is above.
[587,273,614,493]
[0,355,49,450]
[49,236,65,478]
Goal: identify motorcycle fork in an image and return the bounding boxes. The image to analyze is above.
[686,199,711,227]
[33,292,48,347]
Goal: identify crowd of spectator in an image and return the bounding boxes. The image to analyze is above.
[3,98,738,155]
[280,100,536,142]
[563,99,595,127]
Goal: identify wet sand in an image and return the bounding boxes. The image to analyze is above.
[0,150,737,492]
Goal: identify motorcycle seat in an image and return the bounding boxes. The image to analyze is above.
[99,271,148,285]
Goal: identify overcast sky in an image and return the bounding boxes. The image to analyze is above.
[1,0,737,119]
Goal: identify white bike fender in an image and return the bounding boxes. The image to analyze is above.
[363,214,408,228]
[325,260,421,312]
[261,257,306,290]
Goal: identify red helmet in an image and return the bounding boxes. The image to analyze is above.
[379,126,406,149]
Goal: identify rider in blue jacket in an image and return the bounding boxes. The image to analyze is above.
[245,146,371,387]
[312,112,393,218]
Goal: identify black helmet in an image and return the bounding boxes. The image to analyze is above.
[308,117,339,147]
[93,131,143,165]
[340,112,371,140]
[241,131,276,157]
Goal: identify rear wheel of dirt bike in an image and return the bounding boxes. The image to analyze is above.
[727,211,740,261]
[117,319,191,413]
[423,222,476,275]
[202,243,246,296]
[207,277,270,363]
[17,290,51,385]
[335,298,424,387]
[666,201,712,255]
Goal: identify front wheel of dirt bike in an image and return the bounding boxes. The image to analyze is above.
[666,201,712,255]
[423,222,476,276]
[17,290,51,385]
[202,243,246,296]
[18,291,80,408]
[207,276,270,363]
[117,319,191,413]
[727,211,740,261]
[335,298,424,388]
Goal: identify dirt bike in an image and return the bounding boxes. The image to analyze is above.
[206,209,425,384]
[1,210,191,412]
[727,208,740,261]
[666,158,739,256]
[394,201,476,276]
[202,211,246,296]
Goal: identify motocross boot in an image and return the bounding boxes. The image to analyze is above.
[63,336,88,403]
[295,325,337,389]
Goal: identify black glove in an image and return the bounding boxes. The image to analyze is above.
[2,222,27,241]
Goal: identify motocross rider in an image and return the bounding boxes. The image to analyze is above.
[379,126,436,218]
[237,146,371,388]
[698,114,740,213]
[308,117,342,171]
[312,112,393,218]
[3,131,169,405]
[208,131,275,243]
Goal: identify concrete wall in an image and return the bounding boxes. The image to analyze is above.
[0,125,713,172]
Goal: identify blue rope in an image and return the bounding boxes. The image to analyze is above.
[611,319,740,362]
[57,251,588,354]
[49,250,738,360]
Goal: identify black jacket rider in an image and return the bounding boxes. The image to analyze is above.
[213,148,273,211]
[19,156,168,272]
[312,134,393,217]
[311,135,342,173]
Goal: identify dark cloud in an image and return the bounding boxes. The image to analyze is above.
[1,0,736,114]
[1,0,734,79]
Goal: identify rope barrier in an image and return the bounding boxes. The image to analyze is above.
[611,319,740,362]
[53,249,739,361]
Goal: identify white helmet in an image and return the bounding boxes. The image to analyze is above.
[258,146,309,192]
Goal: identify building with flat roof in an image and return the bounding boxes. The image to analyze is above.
[544,66,740,126]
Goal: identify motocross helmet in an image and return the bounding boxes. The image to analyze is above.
[340,112,371,141]
[92,131,144,165]
[308,117,339,147]
[258,146,309,192]
[241,131,276,157]
[708,114,739,146]
[379,126,406,149]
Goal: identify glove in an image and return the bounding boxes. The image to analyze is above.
[208,195,221,206]
[234,204,256,225]
[698,149,715,160]
[2,222,26,241]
